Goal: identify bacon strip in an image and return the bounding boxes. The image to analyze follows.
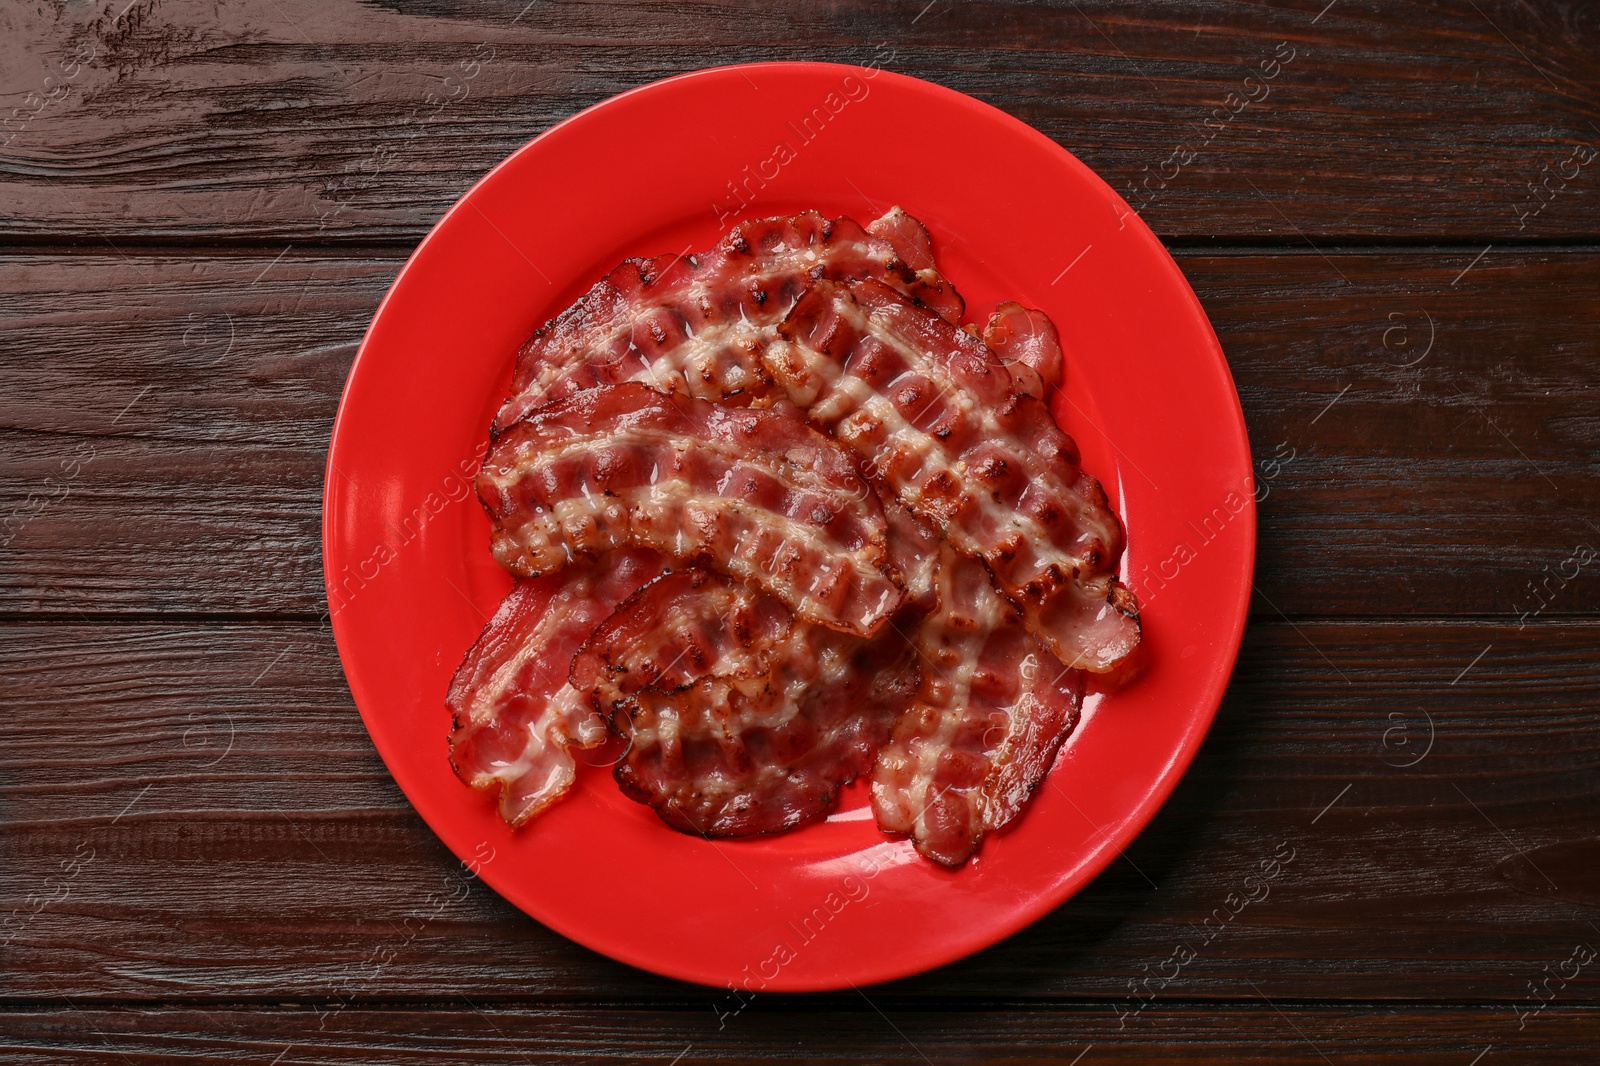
[477,382,903,636]
[446,550,664,826]
[871,544,1083,865]
[982,301,1065,400]
[766,278,1140,672]
[494,210,963,429]
[574,569,918,836]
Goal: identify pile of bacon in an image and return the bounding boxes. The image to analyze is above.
[446,209,1140,865]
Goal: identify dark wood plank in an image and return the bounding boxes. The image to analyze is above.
[1,0,1596,242]
[0,253,381,617]
[3,618,1597,1002]
[0,1005,1596,1064]
[3,250,1596,617]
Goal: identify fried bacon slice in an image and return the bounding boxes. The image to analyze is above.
[982,301,1065,400]
[871,544,1084,865]
[476,382,903,636]
[572,569,919,836]
[446,549,664,826]
[494,210,963,430]
[766,277,1140,672]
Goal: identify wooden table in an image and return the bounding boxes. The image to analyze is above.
[3,1,1597,1061]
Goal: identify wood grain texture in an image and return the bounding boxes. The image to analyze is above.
[0,1005,1595,1064]
[3,619,1596,1002]
[0,0,1596,243]
[3,250,1595,617]
[5,0,1599,1054]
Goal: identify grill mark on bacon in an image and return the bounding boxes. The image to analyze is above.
[477,382,903,636]
[494,210,964,430]
[870,543,1084,865]
[446,549,664,826]
[574,568,919,836]
[767,277,1140,672]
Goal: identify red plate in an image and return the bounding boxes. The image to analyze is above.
[323,62,1253,991]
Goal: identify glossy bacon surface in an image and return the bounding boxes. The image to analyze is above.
[883,496,943,616]
[766,278,1140,672]
[476,382,903,636]
[871,544,1084,865]
[446,550,664,826]
[574,569,919,836]
[494,210,964,429]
